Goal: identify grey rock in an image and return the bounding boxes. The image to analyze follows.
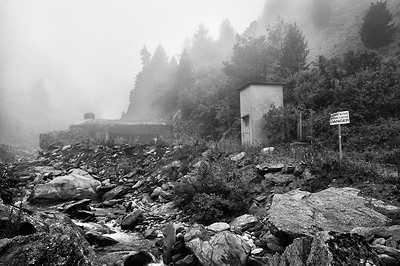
[28,169,101,203]
[268,187,392,237]
[378,254,398,266]
[230,151,246,162]
[63,199,92,215]
[229,214,258,232]
[124,251,154,266]
[102,185,129,201]
[121,209,144,230]
[174,254,199,266]
[264,173,295,184]
[351,225,400,242]
[184,224,251,266]
[371,244,400,262]
[206,222,230,232]
[0,215,95,266]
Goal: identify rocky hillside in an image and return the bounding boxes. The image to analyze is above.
[1,130,400,265]
[259,0,400,61]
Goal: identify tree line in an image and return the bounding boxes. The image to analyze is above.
[122,1,398,157]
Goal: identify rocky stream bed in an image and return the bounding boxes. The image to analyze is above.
[1,131,400,266]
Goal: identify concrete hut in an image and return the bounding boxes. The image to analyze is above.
[239,82,284,146]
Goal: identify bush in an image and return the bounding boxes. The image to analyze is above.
[0,162,18,205]
[360,1,396,48]
[302,151,383,193]
[173,159,254,225]
[345,118,400,153]
[264,103,298,145]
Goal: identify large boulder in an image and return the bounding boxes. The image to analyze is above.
[184,224,251,266]
[0,212,96,266]
[28,169,101,203]
[268,187,393,237]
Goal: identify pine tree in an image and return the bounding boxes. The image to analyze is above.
[124,46,170,121]
[140,46,151,67]
[190,24,216,66]
[360,1,396,48]
[279,23,309,77]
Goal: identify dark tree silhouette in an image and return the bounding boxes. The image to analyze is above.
[279,23,309,77]
[360,1,396,48]
[124,45,170,121]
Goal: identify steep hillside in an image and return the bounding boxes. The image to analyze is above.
[259,0,400,61]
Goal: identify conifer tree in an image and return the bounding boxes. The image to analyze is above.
[279,23,309,77]
[360,1,396,48]
[140,46,151,67]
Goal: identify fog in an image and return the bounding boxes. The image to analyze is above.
[0,0,265,146]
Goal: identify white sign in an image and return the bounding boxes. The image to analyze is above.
[330,111,350,125]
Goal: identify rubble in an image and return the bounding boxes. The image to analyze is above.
[1,131,400,266]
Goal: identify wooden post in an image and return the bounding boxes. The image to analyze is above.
[299,111,303,142]
[310,110,313,144]
[338,124,343,163]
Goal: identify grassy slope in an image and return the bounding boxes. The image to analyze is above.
[259,0,400,61]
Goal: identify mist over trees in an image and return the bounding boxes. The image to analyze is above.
[311,0,331,28]
[123,17,310,139]
[123,0,400,153]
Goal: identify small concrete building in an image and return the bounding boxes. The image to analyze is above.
[239,82,284,146]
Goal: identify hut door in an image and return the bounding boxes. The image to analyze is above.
[242,115,251,144]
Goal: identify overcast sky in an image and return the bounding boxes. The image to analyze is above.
[1,0,265,119]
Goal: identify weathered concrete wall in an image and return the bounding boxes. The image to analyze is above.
[240,83,284,146]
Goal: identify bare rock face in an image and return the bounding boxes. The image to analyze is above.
[184,224,251,266]
[268,187,393,237]
[28,169,101,203]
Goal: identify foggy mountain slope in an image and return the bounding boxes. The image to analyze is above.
[259,0,400,62]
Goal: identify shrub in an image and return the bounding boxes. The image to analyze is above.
[173,159,254,225]
[360,1,396,48]
[264,103,298,145]
[0,162,18,204]
[302,151,382,193]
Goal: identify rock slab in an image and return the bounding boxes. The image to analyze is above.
[268,187,392,237]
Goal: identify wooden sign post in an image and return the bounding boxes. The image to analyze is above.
[330,111,350,163]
